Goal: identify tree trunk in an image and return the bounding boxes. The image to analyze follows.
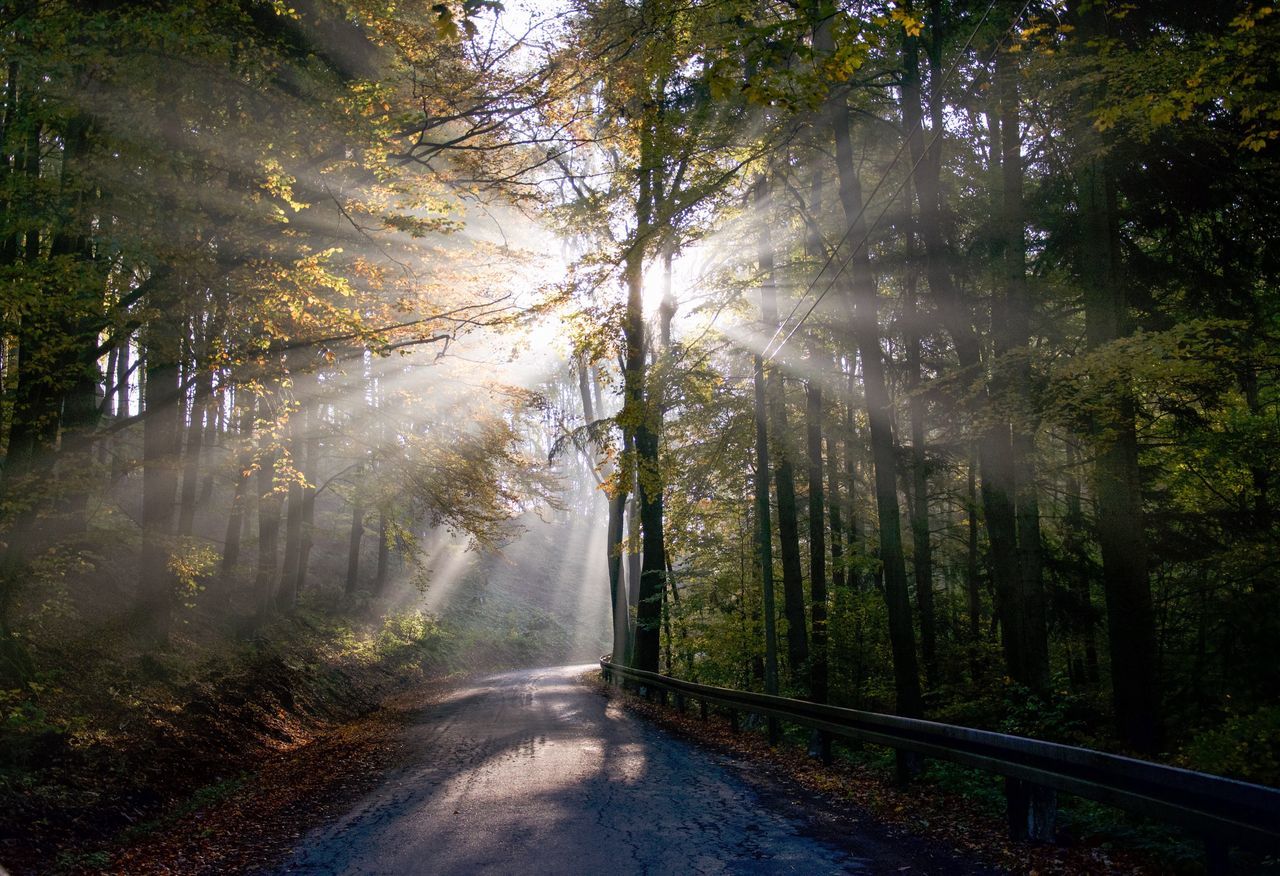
[622,113,665,674]
[255,429,282,620]
[294,406,319,597]
[828,62,923,721]
[277,476,303,610]
[902,14,1030,697]
[104,346,119,417]
[755,176,809,681]
[966,444,983,679]
[826,427,847,595]
[177,361,212,537]
[753,350,781,697]
[221,395,255,581]
[1074,1,1161,753]
[344,492,364,597]
[1064,441,1100,687]
[898,112,936,686]
[138,333,182,644]
[115,337,130,417]
[607,490,630,663]
[805,365,829,704]
[373,509,390,595]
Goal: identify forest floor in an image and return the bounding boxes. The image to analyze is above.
[0,608,468,875]
[94,679,459,875]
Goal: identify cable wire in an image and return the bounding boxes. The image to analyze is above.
[760,0,1034,362]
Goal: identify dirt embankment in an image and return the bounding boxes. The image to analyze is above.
[1,616,454,875]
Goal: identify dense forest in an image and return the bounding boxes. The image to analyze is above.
[1,0,1278,865]
[548,0,1280,778]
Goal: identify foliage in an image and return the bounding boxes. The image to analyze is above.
[1180,705,1280,786]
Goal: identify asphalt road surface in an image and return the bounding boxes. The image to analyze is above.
[276,665,988,875]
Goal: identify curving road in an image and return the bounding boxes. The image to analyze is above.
[276,665,989,875]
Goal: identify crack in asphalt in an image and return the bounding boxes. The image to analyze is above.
[271,665,990,875]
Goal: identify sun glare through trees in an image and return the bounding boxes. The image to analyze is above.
[1,0,1278,872]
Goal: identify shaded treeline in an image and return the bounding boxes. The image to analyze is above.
[544,0,1279,784]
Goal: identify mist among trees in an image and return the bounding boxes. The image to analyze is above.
[1,0,1278,868]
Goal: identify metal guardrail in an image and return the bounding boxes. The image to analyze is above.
[600,660,1280,865]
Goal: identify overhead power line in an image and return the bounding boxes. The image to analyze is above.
[760,0,1034,363]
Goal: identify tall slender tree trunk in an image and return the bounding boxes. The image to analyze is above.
[755,177,809,681]
[138,325,182,644]
[995,42,1050,695]
[985,26,1058,843]
[255,411,282,621]
[842,377,863,590]
[344,492,364,597]
[577,354,630,663]
[277,473,304,611]
[622,113,666,673]
[627,489,641,631]
[1064,440,1100,686]
[902,12,1030,696]
[115,336,130,418]
[966,444,983,678]
[607,490,630,663]
[221,394,254,581]
[1074,3,1160,753]
[373,509,390,596]
[752,177,782,702]
[826,51,923,722]
[826,427,847,595]
[753,350,781,699]
[177,360,211,537]
[900,147,937,687]
[294,405,319,597]
[805,364,829,705]
[104,347,118,417]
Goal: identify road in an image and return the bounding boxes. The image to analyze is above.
[276,665,989,875]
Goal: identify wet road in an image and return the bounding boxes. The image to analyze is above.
[277,665,984,875]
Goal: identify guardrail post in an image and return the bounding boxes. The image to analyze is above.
[729,709,739,733]
[699,699,708,721]
[807,729,832,765]
[1004,778,1057,843]
[895,750,922,786]
[767,717,780,746]
[674,692,685,714]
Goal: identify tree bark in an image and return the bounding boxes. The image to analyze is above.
[902,12,1031,695]
[138,327,182,644]
[255,416,283,620]
[622,112,665,673]
[177,359,212,537]
[1074,2,1161,753]
[344,492,364,597]
[966,444,983,678]
[995,42,1050,694]
[293,404,319,597]
[753,349,781,698]
[827,60,923,720]
[805,363,829,704]
[756,176,809,681]
[607,490,630,663]
[898,110,937,686]
[221,394,255,580]
[373,509,390,595]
